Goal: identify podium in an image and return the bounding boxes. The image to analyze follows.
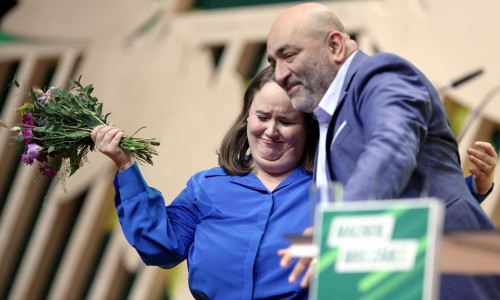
[440,231,500,274]
[286,199,500,300]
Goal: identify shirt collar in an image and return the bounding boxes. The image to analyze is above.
[228,166,310,192]
[313,50,359,123]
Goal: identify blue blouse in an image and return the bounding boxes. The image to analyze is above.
[113,163,312,299]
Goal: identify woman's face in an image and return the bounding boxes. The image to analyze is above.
[247,81,307,177]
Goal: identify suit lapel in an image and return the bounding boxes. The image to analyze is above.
[328,51,367,127]
[325,51,368,180]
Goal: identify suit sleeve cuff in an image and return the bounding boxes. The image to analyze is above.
[466,174,494,204]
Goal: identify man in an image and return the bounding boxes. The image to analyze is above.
[267,2,499,299]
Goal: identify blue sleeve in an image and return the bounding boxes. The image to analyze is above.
[465,174,493,204]
[113,163,199,268]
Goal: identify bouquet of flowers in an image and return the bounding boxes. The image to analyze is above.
[5,76,160,179]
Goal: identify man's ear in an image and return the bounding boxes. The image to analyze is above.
[327,31,346,64]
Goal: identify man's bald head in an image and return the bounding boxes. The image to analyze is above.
[270,3,348,42]
[266,3,358,113]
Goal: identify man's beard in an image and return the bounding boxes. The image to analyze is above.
[292,62,336,113]
[290,89,318,113]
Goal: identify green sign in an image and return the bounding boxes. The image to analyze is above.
[311,199,444,300]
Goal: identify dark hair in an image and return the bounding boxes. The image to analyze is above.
[217,65,318,175]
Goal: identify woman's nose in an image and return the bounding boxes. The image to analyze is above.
[264,121,279,138]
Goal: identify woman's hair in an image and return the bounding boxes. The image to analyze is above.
[217,65,318,175]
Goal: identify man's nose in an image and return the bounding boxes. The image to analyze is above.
[273,62,290,88]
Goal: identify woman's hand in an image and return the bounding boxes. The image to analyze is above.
[91,123,134,172]
[468,141,497,195]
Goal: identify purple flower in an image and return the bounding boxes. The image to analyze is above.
[38,154,48,163]
[23,112,34,126]
[22,129,33,143]
[22,113,34,143]
[39,163,57,177]
[21,154,33,165]
[37,89,52,104]
[26,143,43,160]
[37,96,46,104]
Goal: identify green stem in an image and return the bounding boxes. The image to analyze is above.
[61,125,92,132]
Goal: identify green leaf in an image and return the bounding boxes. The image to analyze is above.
[49,155,63,170]
[96,103,103,117]
[9,76,20,87]
[104,112,111,123]
[44,106,55,115]
[66,131,89,138]
[71,98,81,111]
[84,84,94,94]
[9,134,24,145]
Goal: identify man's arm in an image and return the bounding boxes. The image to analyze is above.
[466,141,497,203]
[342,55,433,201]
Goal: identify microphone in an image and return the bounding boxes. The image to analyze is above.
[437,68,484,94]
[456,84,500,143]
[451,69,484,88]
[434,68,496,145]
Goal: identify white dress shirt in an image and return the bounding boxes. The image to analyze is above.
[313,50,358,187]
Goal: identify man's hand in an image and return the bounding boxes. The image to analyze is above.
[278,227,316,288]
[468,141,497,195]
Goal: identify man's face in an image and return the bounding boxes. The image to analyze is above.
[267,25,337,113]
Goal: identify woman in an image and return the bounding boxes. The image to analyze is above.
[92,66,318,299]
